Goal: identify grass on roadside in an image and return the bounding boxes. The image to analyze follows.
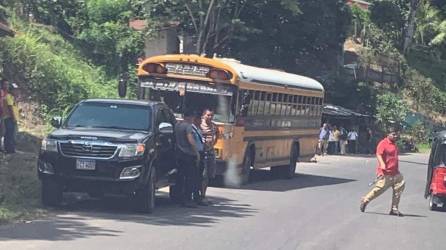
[417,143,431,154]
[0,130,47,224]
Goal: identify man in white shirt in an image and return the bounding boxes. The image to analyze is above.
[348,129,359,154]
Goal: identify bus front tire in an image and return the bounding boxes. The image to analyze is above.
[241,151,253,185]
[276,144,298,179]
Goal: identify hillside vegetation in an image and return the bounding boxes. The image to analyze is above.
[0,22,116,115]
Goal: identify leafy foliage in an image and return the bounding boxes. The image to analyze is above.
[0,24,116,115]
[375,92,409,130]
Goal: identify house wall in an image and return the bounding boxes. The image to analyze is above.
[144,27,179,57]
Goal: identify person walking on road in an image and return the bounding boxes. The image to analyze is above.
[360,127,405,216]
[199,108,219,205]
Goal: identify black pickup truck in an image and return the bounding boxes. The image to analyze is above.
[37,99,178,213]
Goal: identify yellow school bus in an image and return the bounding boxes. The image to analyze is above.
[134,54,324,184]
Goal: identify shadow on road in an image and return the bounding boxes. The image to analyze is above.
[0,193,256,241]
[365,211,427,218]
[0,213,123,241]
[223,170,356,192]
[60,193,256,227]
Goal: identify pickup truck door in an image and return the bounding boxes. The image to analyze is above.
[154,108,176,177]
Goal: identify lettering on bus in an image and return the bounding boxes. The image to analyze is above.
[140,80,233,96]
[165,63,210,77]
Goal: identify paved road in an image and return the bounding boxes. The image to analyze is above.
[1,153,444,250]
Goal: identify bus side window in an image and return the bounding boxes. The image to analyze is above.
[248,90,256,116]
[281,94,288,116]
[265,93,272,115]
[291,95,298,116]
[271,93,277,115]
[312,97,315,116]
[276,93,283,115]
[257,92,265,115]
[239,90,251,117]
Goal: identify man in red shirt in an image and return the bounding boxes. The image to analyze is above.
[360,127,405,216]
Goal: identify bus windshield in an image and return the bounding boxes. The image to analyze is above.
[141,79,235,123]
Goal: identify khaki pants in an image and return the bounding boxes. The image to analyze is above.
[363,173,405,210]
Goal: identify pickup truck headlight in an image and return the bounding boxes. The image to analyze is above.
[119,143,145,158]
[41,138,58,152]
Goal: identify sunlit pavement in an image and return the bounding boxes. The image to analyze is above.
[1,153,445,250]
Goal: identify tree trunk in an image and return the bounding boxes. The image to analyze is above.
[403,0,421,53]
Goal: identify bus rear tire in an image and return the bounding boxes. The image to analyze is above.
[285,144,298,179]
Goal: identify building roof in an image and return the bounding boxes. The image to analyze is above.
[323,104,369,118]
[129,19,180,31]
[219,58,324,92]
[346,0,371,10]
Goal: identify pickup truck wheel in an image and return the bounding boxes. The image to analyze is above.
[41,178,63,207]
[134,167,156,213]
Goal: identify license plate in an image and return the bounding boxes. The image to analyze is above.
[76,159,96,170]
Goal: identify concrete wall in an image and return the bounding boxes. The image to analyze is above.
[144,27,179,57]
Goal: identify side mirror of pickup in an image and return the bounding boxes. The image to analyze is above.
[51,116,62,128]
[159,122,173,134]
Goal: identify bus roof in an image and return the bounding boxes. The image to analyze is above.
[218,58,324,92]
[138,54,324,92]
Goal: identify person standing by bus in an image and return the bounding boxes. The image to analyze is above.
[175,109,202,208]
[1,80,19,154]
[200,108,219,205]
[360,127,405,216]
[318,123,329,155]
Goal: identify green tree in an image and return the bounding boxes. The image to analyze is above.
[228,0,351,74]
[376,93,409,130]
[143,0,273,56]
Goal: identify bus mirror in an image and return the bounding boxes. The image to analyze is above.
[118,78,127,98]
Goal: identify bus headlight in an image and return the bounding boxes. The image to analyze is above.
[41,138,58,152]
[119,143,145,158]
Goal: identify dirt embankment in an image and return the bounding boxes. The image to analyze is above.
[0,98,48,224]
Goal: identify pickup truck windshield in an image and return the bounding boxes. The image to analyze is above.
[65,102,151,131]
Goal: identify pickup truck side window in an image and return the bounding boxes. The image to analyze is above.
[156,108,170,129]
